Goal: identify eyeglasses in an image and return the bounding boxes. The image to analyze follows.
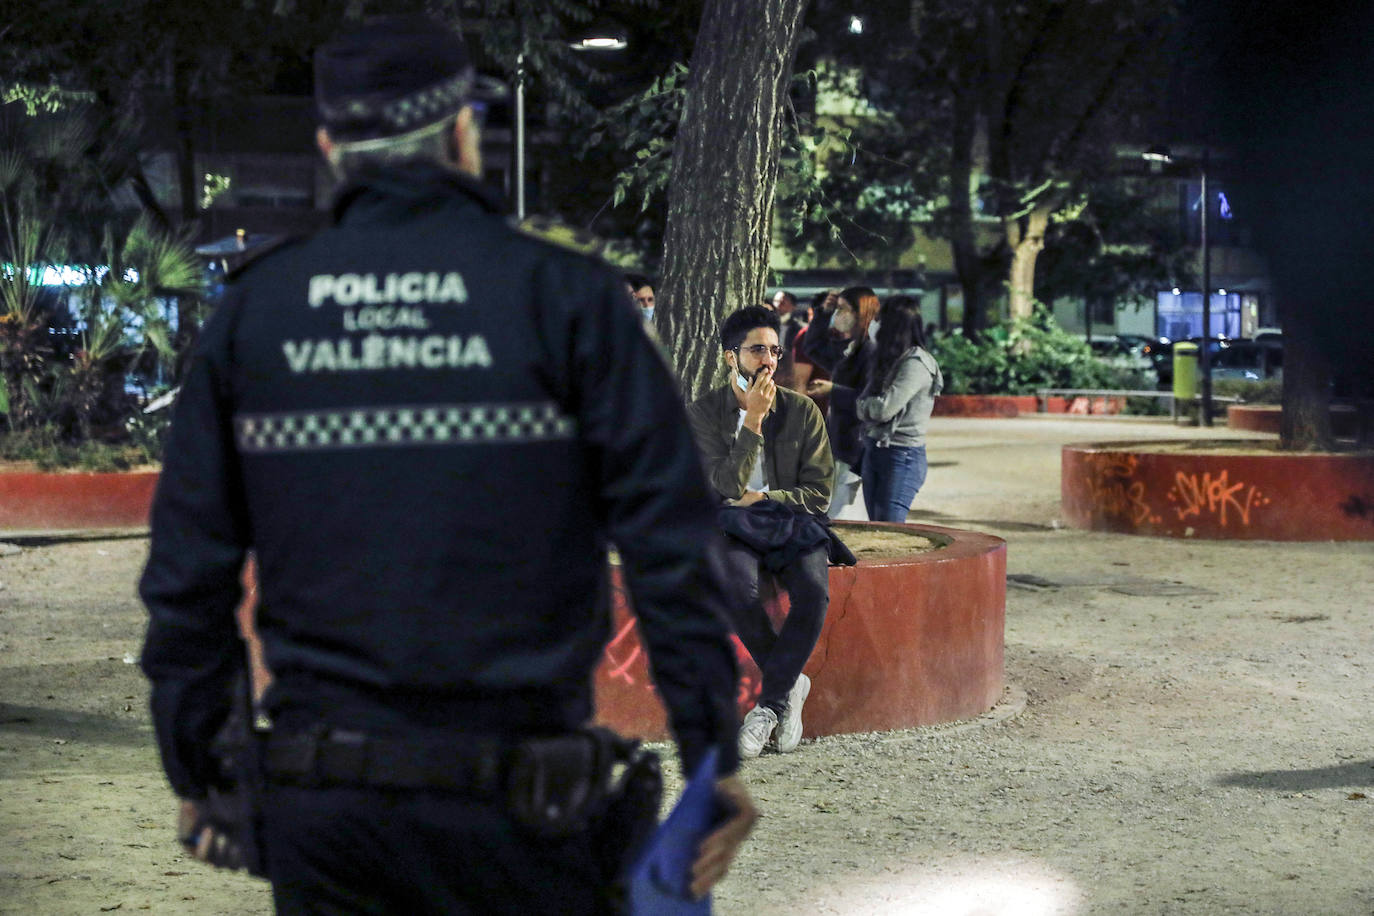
[734,344,785,359]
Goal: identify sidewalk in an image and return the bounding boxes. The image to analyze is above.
[717,415,1374,914]
[1,415,1371,915]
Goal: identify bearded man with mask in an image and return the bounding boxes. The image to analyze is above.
[686,306,834,759]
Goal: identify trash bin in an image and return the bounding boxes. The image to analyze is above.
[1172,341,1198,420]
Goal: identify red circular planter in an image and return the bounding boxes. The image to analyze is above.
[592,522,1007,742]
[234,524,1006,743]
[0,470,158,531]
[1062,441,1374,540]
[1227,404,1358,437]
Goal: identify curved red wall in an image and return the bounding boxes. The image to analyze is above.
[1227,404,1359,437]
[1062,441,1374,540]
[593,522,1007,741]
[0,472,158,531]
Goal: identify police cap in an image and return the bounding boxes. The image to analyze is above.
[314,15,476,143]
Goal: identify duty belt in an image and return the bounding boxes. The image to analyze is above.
[263,728,508,793]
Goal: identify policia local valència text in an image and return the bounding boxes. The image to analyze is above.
[284,270,490,374]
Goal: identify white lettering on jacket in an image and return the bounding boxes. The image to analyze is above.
[307,272,469,308]
[282,335,492,373]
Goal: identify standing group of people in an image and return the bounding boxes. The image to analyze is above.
[793,287,944,523]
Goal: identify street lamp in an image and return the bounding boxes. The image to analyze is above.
[1144,145,1215,426]
[511,23,629,221]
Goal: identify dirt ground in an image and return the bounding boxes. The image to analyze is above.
[3,415,1373,915]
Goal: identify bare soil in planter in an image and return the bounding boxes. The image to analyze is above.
[833,523,942,560]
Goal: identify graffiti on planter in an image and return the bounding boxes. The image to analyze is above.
[601,616,763,710]
[1083,452,1160,525]
[1167,469,1269,527]
[602,617,643,684]
[736,671,762,709]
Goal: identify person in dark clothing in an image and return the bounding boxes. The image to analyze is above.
[770,289,804,390]
[789,288,837,396]
[139,16,755,914]
[804,286,880,518]
[685,307,834,760]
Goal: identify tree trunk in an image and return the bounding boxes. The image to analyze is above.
[658,0,809,400]
[1278,296,1332,450]
[950,84,987,338]
[1006,203,1050,320]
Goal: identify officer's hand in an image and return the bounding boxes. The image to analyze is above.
[744,367,776,419]
[177,798,247,871]
[807,379,833,397]
[689,776,758,899]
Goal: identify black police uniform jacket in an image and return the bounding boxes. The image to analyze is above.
[139,163,741,799]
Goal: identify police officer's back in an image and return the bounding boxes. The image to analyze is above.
[139,16,756,913]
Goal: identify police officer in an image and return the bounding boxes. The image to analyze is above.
[140,15,756,914]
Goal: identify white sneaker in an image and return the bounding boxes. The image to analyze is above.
[738,705,778,759]
[776,674,811,753]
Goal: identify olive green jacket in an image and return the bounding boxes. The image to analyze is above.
[686,384,834,516]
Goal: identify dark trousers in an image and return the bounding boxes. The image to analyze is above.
[263,783,606,915]
[719,539,829,715]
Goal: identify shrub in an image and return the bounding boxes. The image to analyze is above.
[0,408,166,471]
[930,308,1148,395]
[1213,378,1282,404]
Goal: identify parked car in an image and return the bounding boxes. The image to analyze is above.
[1088,336,1159,387]
[1209,339,1283,381]
[1117,334,1174,385]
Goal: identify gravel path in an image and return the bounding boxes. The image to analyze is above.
[3,416,1372,914]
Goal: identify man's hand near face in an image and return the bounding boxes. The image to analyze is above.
[741,366,775,434]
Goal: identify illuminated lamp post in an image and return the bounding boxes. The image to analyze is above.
[1144,145,1214,426]
[511,23,629,221]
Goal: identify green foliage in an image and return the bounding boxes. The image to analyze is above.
[0,82,94,116]
[464,0,628,118]
[776,107,941,267]
[1,106,203,445]
[1035,176,1194,308]
[599,62,685,217]
[930,307,1145,395]
[0,422,162,471]
[1213,378,1282,405]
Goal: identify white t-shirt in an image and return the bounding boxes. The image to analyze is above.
[736,409,768,492]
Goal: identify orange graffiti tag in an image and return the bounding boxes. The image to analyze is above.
[1168,470,1269,526]
[1084,453,1159,524]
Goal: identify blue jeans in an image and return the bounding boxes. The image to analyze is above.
[861,439,927,523]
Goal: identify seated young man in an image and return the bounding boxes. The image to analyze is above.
[687,306,834,757]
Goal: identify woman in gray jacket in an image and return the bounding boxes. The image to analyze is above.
[856,295,943,522]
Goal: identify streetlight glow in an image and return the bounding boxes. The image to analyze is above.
[570,35,628,51]
[849,15,864,34]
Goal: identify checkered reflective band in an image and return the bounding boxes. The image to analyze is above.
[234,402,575,454]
